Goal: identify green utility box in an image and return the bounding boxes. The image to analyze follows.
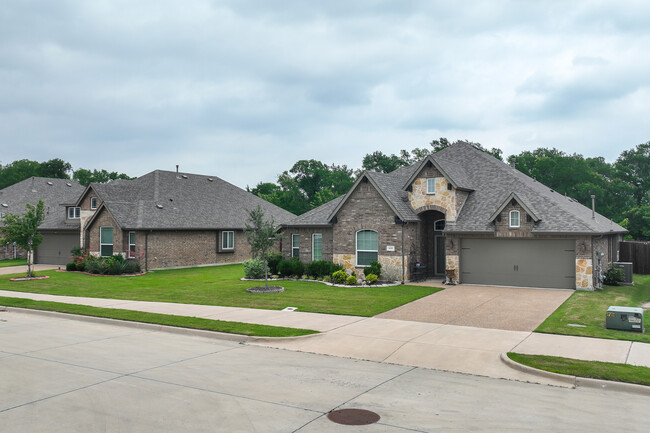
[606,306,644,332]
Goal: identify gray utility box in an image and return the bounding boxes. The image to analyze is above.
[613,262,634,285]
[606,306,644,332]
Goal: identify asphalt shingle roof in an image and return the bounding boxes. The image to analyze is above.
[284,142,626,235]
[91,170,295,230]
[0,177,85,230]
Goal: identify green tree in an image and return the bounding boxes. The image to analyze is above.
[362,151,408,173]
[615,141,650,206]
[73,168,132,186]
[38,158,72,179]
[244,205,278,289]
[621,206,650,241]
[0,159,42,189]
[0,200,45,277]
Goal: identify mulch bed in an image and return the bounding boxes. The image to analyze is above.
[246,286,285,293]
[56,270,147,277]
[10,275,50,282]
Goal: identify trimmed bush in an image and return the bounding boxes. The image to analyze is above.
[363,261,382,278]
[264,252,283,275]
[332,270,348,284]
[603,266,624,286]
[66,262,77,272]
[278,258,304,277]
[346,275,358,285]
[305,260,343,279]
[365,273,378,285]
[243,258,267,279]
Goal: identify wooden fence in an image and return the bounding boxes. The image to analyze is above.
[619,241,650,274]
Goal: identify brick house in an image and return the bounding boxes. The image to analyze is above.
[0,177,85,265]
[282,142,626,290]
[77,170,295,270]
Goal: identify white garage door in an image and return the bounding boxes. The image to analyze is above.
[460,238,576,289]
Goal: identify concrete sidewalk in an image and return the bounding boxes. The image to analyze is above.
[1,289,648,388]
[0,264,58,275]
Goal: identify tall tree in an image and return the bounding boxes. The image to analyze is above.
[0,159,42,189]
[361,151,408,173]
[0,200,45,277]
[615,141,650,206]
[73,168,132,186]
[38,158,72,179]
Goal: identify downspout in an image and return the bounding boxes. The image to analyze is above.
[145,231,149,271]
[401,222,406,284]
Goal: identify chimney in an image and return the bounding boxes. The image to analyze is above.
[591,195,596,219]
[176,165,179,173]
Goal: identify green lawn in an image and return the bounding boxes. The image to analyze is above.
[0,258,27,268]
[508,353,650,387]
[0,297,317,337]
[536,274,650,344]
[0,264,442,316]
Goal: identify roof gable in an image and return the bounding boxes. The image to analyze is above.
[488,192,541,223]
[402,153,475,191]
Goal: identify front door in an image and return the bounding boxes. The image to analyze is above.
[434,235,446,275]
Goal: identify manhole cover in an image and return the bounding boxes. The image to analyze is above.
[246,286,284,294]
[327,409,380,425]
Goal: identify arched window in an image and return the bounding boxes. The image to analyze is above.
[356,230,378,266]
[509,210,520,228]
[434,219,446,231]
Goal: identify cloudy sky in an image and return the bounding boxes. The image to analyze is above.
[2,1,650,188]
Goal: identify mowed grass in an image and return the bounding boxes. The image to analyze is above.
[0,258,27,268]
[536,274,650,344]
[508,353,650,387]
[0,297,317,337]
[0,264,442,316]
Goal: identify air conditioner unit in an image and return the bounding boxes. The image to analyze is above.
[606,306,643,332]
[613,262,634,285]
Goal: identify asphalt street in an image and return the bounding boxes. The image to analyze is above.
[1,310,648,432]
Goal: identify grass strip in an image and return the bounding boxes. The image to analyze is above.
[508,352,650,387]
[0,296,318,338]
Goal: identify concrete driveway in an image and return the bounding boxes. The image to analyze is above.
[2,310,648,432]
[378,284,573,331]
[0,264,59,275]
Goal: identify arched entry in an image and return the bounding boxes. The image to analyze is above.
[418,210,446,278]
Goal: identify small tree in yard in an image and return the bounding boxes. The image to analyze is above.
[244,205,278,289]
[0,200,45,278]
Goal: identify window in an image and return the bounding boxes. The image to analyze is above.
[292,234,300,258]
[100,227,114,256]
[356,230,378,266]
[509,210,520,228]
[67,207,80,219]
[222,231,234,250]
[128,231,136,258]
[90,197,97,210]
[426,178,436,194]
[312,233,322,261]
[434,219,446,231]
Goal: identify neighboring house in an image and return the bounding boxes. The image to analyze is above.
[0,177,85,265]
[282,142,626,290]
[76,170,295,270]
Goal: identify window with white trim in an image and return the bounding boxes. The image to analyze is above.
[292,234,300,258]
[426,178,436,194]
[67,207,80,219]
[128,231,136,258]
[100,227,114,257]
[509,210,520,228]
[312,233,322,261]
[356,230,378,266]
[90,197,98,210]
[221,231,234,250]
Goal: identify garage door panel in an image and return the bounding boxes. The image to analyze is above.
[460,239,575,289]
[35,233,79,265]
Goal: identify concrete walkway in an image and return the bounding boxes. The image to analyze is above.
[0,289,648,389]
[0,264,58,275]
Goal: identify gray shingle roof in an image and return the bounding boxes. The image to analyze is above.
[0,177,84,230]
[284,141,626,235]
[90,170,295,230]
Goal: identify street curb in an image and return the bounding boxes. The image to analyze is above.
[501,353,650,396]
[248,331,325,344]
[2,307,251,343]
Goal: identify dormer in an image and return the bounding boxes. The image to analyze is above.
[489,192,540,237]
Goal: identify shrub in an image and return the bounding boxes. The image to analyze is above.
[243,258,267,279]
[277,258,304,277]
[346,275,357,285]
[264,252,283,275]
[305,260,342,279]
[332,270,348,284]
[363,261,382,278]
[323,275,331,283]
[365,273,378,285]
[603,266,624,286]
[66,262,77,272]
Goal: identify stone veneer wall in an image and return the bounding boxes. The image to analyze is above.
[78,186,102,247]
[575,235,593,289]
[0,244,27,260]
[409,177,457,221]
[333,253,408,281]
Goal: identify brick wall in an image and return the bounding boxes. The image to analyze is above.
[281,227,333,262]
[494,202,535,237]
[0,244,27,260]
[86,208,122,254]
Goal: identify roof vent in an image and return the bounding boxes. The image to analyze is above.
[207,178,213,182]
[181,174,188,179]
[47,181,53,185]
[169,198,173,202]
[66,182,72,187]
[1,203,7,207]
[156,204,163,209]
